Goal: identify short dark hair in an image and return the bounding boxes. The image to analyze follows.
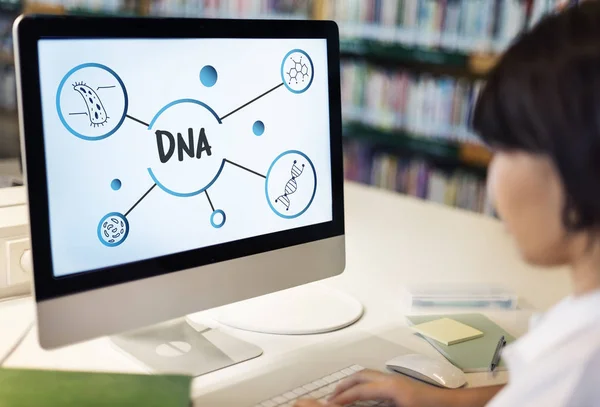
[472,1,600,231]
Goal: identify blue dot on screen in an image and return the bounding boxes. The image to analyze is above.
[253,120,265,136]
[200,65,218,87]
[111,179,122,191]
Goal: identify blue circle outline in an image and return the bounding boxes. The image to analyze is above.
[210,209,226,228]
[147,98,222,129]
[280,49,314,94]
[97,212,129,247]
[265,150,317,219]
[56,63,129,141]
[146,98,223,197]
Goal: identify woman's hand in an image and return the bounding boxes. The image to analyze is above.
[294,369,502,407]
[328,369,436,406]
[293,369,445,407]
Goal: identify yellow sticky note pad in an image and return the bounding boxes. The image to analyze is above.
[412,318,483,345]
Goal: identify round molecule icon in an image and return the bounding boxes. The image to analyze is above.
[280,49,314,94]
[97,212,129,247]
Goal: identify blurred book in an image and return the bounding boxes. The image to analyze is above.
[0,368,192,407]
[341,60,484,145]
[328,0,528,53]
[343,139,493,215]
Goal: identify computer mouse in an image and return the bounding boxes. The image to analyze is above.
[385,354,467,389]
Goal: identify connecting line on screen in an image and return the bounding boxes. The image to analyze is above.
[125,183,157,217]
[125,114,150,128]
[204,190,215,212]
[224,159,266,179]
[219,82,284,121]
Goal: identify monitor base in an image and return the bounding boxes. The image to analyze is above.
[110,318,262,377]
[209,284,364,335]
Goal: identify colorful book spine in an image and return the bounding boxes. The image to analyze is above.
[340,60,483,145]
[344,139,490,214]
[330,0,528,53]
[146,0,310,18]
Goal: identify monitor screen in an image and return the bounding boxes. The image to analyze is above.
[37,38,332,278]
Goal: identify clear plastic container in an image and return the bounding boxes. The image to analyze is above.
[404,283,518,309]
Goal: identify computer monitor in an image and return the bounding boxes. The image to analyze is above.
[14,15,345,357]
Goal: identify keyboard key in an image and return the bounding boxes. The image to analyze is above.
[311,388,329,398]
[332,372,346,380]
[313,379,328,387]
[350,365,365,372]
[308,390,321,399]
[292,387,308,396]
[283,392,298,401]
[260,401,277,407]
[303,383,319,392]
[322,383,337,394]
[272,396,287,404]
[323,375,338,384]
[342,368,356,376]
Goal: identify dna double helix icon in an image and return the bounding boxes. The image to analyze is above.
[275,160,305,211]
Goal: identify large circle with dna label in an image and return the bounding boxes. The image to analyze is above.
[265,150,317,219]
[97,212,129,247]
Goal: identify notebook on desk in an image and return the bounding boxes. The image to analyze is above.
[406,313,516,373]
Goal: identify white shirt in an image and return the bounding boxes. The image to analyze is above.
[488,290,600,407]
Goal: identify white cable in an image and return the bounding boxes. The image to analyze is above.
[0,321,34,367]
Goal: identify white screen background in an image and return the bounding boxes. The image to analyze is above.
[37,38,332,277]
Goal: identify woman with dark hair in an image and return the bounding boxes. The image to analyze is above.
[296,2,600,406]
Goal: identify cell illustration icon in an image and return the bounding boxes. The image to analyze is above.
[73,82,108,126]
[280,49,314,94]
[97,212,129,247]
[56,63,128,141]
[58,48,319,247]
[266,150,317,219]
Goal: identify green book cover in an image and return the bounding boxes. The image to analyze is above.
[0,368,192,407]
[406,313,516,372]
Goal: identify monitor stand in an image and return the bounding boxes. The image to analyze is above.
[110,318,262,377]
[208,284,364,335]
[110,284,363,376]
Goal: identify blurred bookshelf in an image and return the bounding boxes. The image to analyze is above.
[0,0,581,211]
[316,0,584,215]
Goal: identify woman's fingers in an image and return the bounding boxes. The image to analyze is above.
[329,369,389,399]
[329,381,392,406]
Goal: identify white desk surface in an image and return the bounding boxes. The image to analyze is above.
[0,182,572,401]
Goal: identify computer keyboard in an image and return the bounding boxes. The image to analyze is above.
[252,365,393,407]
